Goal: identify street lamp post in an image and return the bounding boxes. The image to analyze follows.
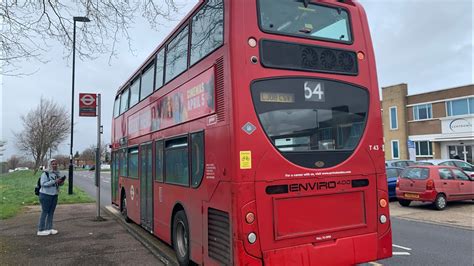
[69,16,90,195]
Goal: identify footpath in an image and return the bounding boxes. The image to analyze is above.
[0,204,163,266]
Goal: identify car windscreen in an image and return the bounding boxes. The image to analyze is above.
[258,0,352,43]
[401,168,429,180]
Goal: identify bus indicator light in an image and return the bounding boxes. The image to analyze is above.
[380,215,387,224]
[357,51,365,60]
[245,212,255,224]
[248,38,257,47]
[379,198,387,208]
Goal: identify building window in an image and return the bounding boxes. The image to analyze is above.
[391,140,399,159]
[446,97,474,116]
[389,106,398,130]
[415,141,432,156]
[413,104,432,120]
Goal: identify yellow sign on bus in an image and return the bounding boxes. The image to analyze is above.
[240,151,252,169]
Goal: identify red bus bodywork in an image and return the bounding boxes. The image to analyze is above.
[111,0,392,265]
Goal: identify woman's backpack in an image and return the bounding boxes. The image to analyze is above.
[34,172,49,196]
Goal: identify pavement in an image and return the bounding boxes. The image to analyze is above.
[0,204,164,266]
[389,200,473,230]
[1,201,471,266]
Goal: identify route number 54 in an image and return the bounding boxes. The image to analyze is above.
[304,81,325,102]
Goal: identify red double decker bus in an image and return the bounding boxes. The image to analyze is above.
[111,0,392,265]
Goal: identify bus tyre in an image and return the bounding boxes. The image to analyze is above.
[398,199,411,207]
[434,194,447,210]
[173,210,190,266]
[121,195,131,223]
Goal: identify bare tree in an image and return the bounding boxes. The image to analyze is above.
[0,140,5,157]
[16,98,70,174]
[80,146,96,163]
[1,0,179,75]
[53,154,70,170]
[80,142,109,162]
[6,155,21,170]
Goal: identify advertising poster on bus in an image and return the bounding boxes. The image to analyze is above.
[128,67,215,137]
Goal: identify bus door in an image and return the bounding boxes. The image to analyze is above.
[111,151,119,204]
[140,143,153,231]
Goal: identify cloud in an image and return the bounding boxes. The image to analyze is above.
[1,0,473,160]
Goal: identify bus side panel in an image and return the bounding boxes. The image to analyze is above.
[153,182,172,244]
[121,177,141,223]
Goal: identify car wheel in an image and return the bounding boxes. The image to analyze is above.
[173,210,190,266]
[121,194,131,223]
[398,199,411,207]
[434,194,447,210]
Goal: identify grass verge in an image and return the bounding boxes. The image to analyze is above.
[0,170,94,219]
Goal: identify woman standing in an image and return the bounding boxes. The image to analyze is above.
[37,159,64,236]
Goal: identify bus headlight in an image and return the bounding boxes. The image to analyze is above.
[248,232,257,244]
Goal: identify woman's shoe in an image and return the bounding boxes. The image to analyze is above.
[37,230,50,236]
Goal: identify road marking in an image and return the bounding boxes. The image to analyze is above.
[392,244,412,251]
[393,252,411,256]
[368,262,383,266]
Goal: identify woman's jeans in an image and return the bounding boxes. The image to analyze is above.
[38,193,58,231]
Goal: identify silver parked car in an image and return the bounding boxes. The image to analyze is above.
[418,159,474,177]
[385,160,416,168]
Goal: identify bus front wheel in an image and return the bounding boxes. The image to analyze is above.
[173,210,190,266]
[121,194,131,223]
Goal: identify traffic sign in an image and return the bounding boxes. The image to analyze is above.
[79,93,97,117]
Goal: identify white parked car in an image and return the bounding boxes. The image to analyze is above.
[418,159,474,177]
[14,167,29,171]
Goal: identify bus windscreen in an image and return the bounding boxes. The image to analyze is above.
[258,0,352,43]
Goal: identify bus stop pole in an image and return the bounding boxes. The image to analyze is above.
[95,94,102,219]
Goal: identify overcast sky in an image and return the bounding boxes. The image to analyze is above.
[1,0,473,160]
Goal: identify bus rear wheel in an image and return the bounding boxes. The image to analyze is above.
[173,210,190,266]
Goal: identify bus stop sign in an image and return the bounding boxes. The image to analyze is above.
[79,93,97,117]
